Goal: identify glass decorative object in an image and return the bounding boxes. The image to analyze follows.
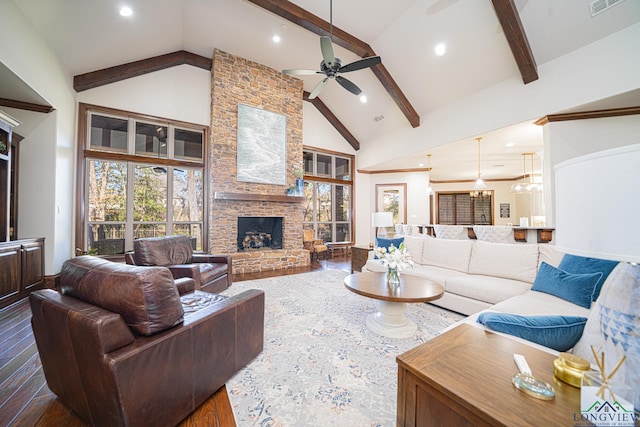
[386,267,400,288]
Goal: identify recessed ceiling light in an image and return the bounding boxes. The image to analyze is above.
[119,6,133,17]
[272,35,281,43]
[359,95,367,103]
[281,24,288,31]
[506,142,515,147]
[435,43,446,56]
[418,163,425,167]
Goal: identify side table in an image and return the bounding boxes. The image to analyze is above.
[350,245,371,272]
[397,323,583,426]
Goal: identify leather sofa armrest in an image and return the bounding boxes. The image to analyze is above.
[174,277,196,295]
[182,289,264,368]
[191,254,232,265]
[167,264,200,280]
[124,252,136,265]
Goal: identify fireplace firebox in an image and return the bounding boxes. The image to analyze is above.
[237,217,283,251]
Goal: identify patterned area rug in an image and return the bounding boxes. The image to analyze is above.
[222,269,463,426]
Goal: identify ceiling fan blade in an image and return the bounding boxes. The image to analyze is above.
[335,76,362,96]
[320,36,335,68]
[338,56,381,73]
[308,77,329,99]
[282,69,321,75]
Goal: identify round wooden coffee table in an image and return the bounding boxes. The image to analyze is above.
[344,272,445,338]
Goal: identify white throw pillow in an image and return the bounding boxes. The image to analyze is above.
[402,235,427,263]
[421,238,473,273]
[538,244,565,269]
[468,241,540,283]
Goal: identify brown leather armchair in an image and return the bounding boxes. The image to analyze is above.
[125,235,232,293]
[30,256,264,427]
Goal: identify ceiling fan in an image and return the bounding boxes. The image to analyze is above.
[282,0,381,100]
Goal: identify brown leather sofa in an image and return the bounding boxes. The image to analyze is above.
[124,235,232,293]
[30,256,264,427]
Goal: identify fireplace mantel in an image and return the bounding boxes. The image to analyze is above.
[214,192,304,203]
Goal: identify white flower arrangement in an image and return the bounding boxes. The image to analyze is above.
[374,242,414,272]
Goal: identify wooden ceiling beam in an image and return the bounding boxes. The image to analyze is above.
[491,0,538,84]
[247,0,420,128]
[304,91,360,151]
[0,98,54,114]
[74,51,211,92]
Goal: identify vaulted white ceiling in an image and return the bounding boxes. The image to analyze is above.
[3,0,640,179]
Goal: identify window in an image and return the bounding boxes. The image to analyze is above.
[302,149,354,243]
[437,192,493,225]
[79,104,206,255]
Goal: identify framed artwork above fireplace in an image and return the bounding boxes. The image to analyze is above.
[237,104,287,185]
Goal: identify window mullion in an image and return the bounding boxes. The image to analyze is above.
[125,162,135,251]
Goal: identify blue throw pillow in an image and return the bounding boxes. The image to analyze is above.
[558,254,619,302]
[375,237,404,251]
[531,262,602,309]
[477,312,588,352]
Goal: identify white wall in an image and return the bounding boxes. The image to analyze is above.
[1,1,76,274]
[77,65,211,126]
[355,171,430,245]
[302,102,357,155]
[543,115,640,227]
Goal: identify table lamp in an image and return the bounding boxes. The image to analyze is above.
[555,143,639,409]
[372,211,394,239]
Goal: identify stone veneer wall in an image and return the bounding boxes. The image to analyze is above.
[209,49,309,273]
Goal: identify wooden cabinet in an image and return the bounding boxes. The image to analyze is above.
[350,245,371,272]
[0,238,45,309]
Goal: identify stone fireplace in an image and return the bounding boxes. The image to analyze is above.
[208,49,309,274]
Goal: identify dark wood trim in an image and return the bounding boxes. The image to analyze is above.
[358,167,431,174]
[0,98,54,114]
[73,51,212,92]
[214,192,304,203]
[75,103,209,255]
[246,0,372,57]
[302,145,356,244]
[369,62,420,128]
[430,177,515,184]
[247,0,420,128]
[375,183,408,224]
[491,0,538,84]
[303,92,360,150]
[534,106,640,125]
[83,149,204,169]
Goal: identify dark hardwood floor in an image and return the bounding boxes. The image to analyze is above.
[0,255,350,426]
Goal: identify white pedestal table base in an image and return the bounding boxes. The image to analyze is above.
[365,300,417,338]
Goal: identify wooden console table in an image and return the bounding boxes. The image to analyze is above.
[396,324,583,426]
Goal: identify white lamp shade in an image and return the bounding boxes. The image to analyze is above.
[554,143,640,263]
[372,211,394,228]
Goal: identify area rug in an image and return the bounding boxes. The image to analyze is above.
[222,269,463,426]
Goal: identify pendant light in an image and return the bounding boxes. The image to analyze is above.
[470,137,489,198]
[510,153,541,193]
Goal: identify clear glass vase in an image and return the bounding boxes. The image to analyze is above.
[386,267,400,288]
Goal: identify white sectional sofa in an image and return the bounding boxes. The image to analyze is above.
[362,235,601,352]
[363,235,572,316]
